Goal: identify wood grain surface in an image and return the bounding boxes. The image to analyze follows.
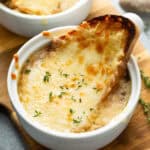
[0,0,150,149]
[0,26,27,54]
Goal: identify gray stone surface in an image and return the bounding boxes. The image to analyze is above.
[0,113,26,150]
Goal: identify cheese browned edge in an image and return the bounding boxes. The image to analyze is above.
[88,15,139,59]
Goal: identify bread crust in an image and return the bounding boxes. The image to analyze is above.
[88,15,139,57]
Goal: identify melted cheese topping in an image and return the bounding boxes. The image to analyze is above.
[6,0,78,15]
[18,21,130,132]
[18,53,130,132]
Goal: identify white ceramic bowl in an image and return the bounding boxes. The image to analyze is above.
[0,0,92,37]
[7,14,142,150]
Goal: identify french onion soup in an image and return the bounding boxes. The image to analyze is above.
[4,0,79,15]
[17,15,137,133]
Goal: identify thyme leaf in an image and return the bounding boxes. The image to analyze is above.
[43,71,51,82]
[93,87,100,93]
[69,108,75,114]
[58,92,66,98]
[33,110,42,117]
[90,108,94,111]
[59,69,69,78]
[49,92,53,102]
[71,96,76,102]
[139,98,150,123]
[141,70,150,88]
[24,69,31,74]
[73,116,82,124]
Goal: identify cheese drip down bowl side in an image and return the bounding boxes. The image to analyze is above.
[7,14,141,150]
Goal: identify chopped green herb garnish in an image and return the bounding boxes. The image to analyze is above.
[90,108,94,111]
[43,71,51,82]
[63,73,69,78]
[76,78,87,90]
[58,69,63,75]
[59,86,64,90]
[33,110,42,117]
[82,79,85,82]
[59,69,69,78]
[139,98,150,123]
[69,108,75,114]
[93,87,100,93]
[71,96,76,102]
[77,81,80,85]
[81,78,87,86]
[141,70,150,88]
[24,69,31,74]
[77,85,82,89]
[76,81,82,90]
[73,117,82,124]
[79,98,82,103]
[49,92,53,102]
[58,92,66,98]
[59,85,68,90]
[80,74,84,77]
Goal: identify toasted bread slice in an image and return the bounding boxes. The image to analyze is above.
[47,15,138,132]
[19,15,138,132]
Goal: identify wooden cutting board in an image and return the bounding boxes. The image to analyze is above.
[0,0,150,149]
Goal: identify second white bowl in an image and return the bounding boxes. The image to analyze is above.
[0,0,92,37]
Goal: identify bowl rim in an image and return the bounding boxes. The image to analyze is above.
[0,0,88,20]
[7,26,141,139]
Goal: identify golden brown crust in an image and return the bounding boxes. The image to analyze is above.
[11,73,16,80]
[85,15,138,87]
[86,15,137,88]
[87,15,138,57]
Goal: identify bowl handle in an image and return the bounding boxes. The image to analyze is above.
[123,13,144,33]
